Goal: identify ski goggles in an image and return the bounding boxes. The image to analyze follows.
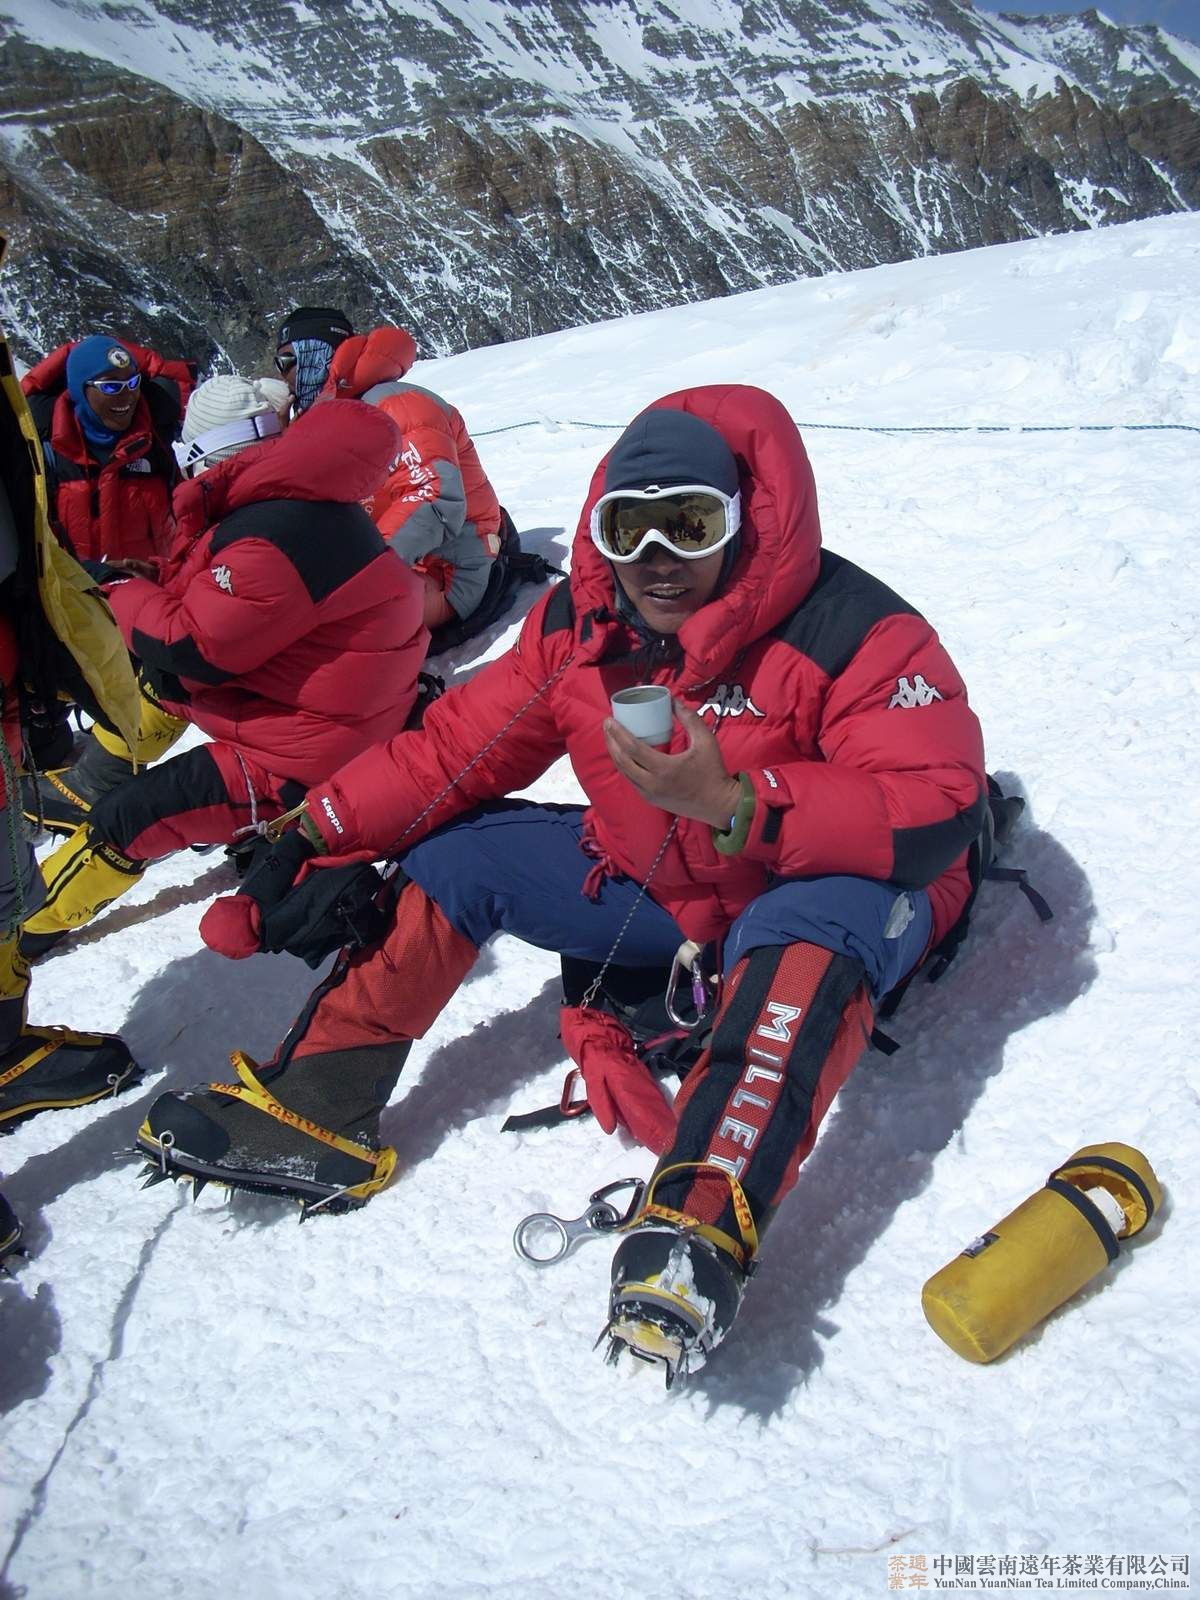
[274,351,297,375]
[173,410,284,477]
[590,484,741,563]
[88,374,142,395]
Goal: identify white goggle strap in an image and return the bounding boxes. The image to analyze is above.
[173,410,283,474]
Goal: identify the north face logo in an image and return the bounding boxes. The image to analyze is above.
[698,683,765,719]
[211,564,234,594]
[889,674,943,709]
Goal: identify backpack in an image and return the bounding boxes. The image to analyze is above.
[874,773,1052,1029]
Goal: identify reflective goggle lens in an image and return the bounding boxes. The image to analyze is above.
[274,352,297,375]
[89,374,141,395]
[596,491,733,559]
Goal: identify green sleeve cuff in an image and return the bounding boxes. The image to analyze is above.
[712,772,756,856]
[299,810,330,855]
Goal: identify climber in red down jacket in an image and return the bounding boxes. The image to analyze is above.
[140,383,986,1382]
[19,382,426,960]
[21,335,194,566]
[18,334,196,769]
[318,323,506,630]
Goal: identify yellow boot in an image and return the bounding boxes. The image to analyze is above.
[0,932,140,1124]
[21,678,187,837]
[18,826,145,961]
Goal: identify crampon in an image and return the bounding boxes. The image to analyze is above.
[133,1050,397,1220]
[596,1163,757,1389]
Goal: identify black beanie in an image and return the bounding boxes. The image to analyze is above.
[276,306,354,349]
[604,408,738,496]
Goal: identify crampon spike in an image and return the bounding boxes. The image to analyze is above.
[191,1177,208,1201]
[599,1314,693,1389]
[141,1169,173,1189]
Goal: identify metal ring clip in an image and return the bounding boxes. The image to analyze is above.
[513,1177,645,1267]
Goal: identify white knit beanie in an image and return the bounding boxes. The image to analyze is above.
[179,374,285,472]
[254,376,292,420]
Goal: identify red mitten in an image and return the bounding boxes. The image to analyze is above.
[560,1004,676,1155]
[199,828,316,959]
[199,894,263,959]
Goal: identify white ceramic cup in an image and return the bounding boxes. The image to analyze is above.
[610,685,673,746]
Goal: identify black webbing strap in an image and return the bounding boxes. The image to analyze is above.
[501,1100,590,1133]
[985,865,1054,923]
[1045,1178,1120,1263]
[1054,1156,1155,1226]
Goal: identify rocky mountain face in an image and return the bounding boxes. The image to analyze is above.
[0,0,1197,370]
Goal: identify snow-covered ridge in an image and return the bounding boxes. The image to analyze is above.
[0,0,1197,367]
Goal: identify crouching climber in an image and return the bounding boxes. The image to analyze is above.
[19,375,426,962]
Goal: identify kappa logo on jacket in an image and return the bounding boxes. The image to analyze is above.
[888,674,943,709]
[211,564,234,594]
[698,683,765,720]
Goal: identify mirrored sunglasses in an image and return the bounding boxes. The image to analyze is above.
[274,352,297,375]
[590,484,741,563]
[88,374,142,396]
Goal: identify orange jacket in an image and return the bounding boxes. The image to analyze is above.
[324,327,502,619]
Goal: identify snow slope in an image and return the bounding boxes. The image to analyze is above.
[2,214,1198,1600]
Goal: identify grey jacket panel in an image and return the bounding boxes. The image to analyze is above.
[358,386,493,619]
[360,379,452,416]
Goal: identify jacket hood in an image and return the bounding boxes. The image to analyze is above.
[570,384,822,682]
[324,327,417,399]
[171,397,401,535]
[21,339,177,398]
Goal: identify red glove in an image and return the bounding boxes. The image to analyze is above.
[200,829,315,959]
[199,893,263,959]
[559,1004,676,1155]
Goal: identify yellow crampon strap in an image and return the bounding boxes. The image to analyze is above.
[207,1051,397,1200]
[0,1038,60,1088]
[623,1160,760,1270]
[0,1027,117,1089]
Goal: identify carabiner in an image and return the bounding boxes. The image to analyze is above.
[513,1177,645,1267]
[665,939,710,1029]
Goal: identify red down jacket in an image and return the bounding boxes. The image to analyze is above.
[304,384,986,947]
[324,327,503,621]
[105,399,427,786]
[21,340,193,563]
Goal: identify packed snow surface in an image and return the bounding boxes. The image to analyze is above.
[2,214,1198,1599]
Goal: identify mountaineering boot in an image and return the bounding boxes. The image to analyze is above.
[21,733,136,838]
[605,1223,747,1385]
[21,683,186,837]
[18,825,145,961]
[0,1190,22,1266]
[24,700,78,774]
[600,943,875,1385]
[0,933,141,1126]
[601,1172,753,1387]
[136,1042,412,1213]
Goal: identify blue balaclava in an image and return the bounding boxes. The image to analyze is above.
[602,408,743,642]
[65,335,139,448]
[275,307,354,414]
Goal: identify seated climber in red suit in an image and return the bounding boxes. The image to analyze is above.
[138,385,986,1386]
